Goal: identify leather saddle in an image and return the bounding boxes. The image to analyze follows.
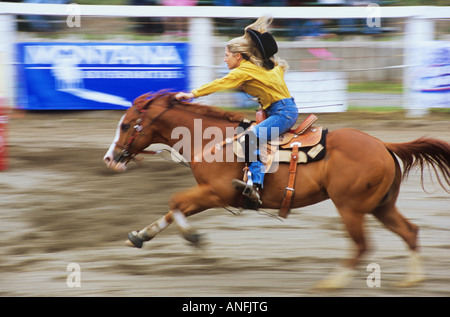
[233,114,326,165]
[270,114,320,148]
[271,126,323,149]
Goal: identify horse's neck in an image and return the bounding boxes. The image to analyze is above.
[158,108,240,162]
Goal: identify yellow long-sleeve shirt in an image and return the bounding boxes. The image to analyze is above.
[191,60,291,109]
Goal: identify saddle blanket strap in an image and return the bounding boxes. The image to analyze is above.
[279,144,299,218]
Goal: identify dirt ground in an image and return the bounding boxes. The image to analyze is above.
[0,109,449,297]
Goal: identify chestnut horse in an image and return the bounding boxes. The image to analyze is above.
[103,92,450,289]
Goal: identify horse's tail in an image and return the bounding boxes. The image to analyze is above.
[384,137,450,193]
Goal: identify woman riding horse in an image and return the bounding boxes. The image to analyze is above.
[175,16,298,208]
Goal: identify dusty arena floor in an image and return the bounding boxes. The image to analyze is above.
[0,109,449,298]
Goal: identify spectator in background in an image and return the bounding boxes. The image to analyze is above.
[22,0,69,32]
[334,0,381,35]
[129,0,165,34]
[287,1,329,40]
[162,0,198,36]
[212,0,235,5]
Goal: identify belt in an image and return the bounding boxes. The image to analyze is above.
[266,97,296,112]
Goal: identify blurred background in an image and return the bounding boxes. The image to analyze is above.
[0,1,449,297]
[1,0,449,115]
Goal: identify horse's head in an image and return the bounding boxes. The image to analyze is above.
[103,92,176,171]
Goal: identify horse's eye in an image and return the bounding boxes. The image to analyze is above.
[121,123,131,131]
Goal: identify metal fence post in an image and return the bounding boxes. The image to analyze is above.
[403,15,435,117]
[188,17,214,97]
[0,14,16,109]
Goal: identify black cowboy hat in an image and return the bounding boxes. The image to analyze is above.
[246,29,278,69]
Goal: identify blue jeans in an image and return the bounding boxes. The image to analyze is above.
[247,98,298,186]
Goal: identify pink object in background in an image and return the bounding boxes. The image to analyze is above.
[161,0,197,5]
[307,48,341,60]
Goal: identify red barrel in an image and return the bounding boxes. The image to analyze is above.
[0,99,8,171]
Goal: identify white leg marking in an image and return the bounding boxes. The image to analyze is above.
[398,251,425,287]
[139,217,169,240]
[104,115,124,165]
[172,209,191,231]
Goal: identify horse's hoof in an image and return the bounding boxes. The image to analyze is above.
[396,275,425,288]
[181,231,205,248]
[396,252,425,287]
[126,230,143,248]
[313,267,356,290]
[184,232,202,245]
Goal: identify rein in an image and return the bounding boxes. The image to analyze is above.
[115,95,176,158]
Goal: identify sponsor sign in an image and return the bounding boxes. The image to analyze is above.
[16,42,189,110]
[412,41,450,108]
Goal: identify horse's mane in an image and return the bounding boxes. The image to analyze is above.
[134,91,245,123]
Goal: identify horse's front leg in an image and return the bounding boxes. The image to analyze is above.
[125,211,174,248]
[125,184,227,248]
[125,210,200,248]
[169,184,228,246]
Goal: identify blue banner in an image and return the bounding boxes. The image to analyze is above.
[412,41,450,108]
[16,42,189,110]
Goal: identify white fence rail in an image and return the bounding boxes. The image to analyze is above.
[1,2,450,115]
[2,3,450,19]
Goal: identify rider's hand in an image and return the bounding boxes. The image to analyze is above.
[175,92,195,101]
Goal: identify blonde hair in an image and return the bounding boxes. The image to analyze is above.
[226,16,288,71]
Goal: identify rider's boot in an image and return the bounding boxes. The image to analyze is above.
[231,179,262,207]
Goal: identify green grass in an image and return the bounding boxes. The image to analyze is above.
[348,82,403,94]
[430,107,450,114]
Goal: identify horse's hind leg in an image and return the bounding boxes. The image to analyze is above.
[315,208,366,290]
[372,203,425,286]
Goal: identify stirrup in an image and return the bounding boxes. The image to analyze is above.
[237,168,254,197]
[242,170,254,197]
[231,179,262,204]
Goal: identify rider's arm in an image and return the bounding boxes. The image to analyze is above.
[191,68,248,98]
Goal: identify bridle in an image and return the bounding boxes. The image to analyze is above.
[115,96,176,162]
